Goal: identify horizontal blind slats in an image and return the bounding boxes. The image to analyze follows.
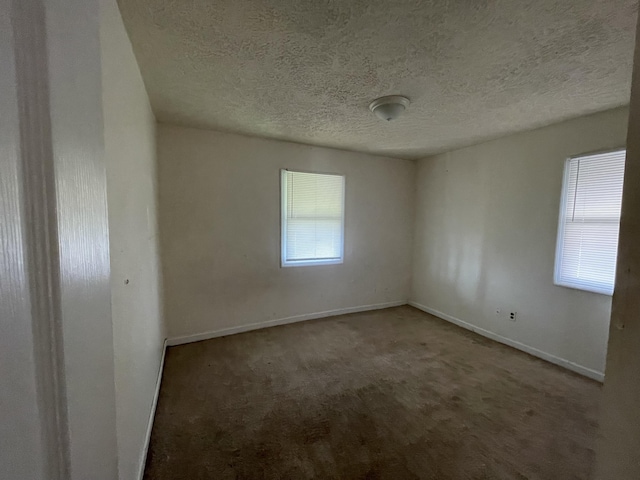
[283,171,345,264]
[556,149,625,295]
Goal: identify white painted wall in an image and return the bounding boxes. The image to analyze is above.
[100,1,165,479]
[411,107,629,379]
[158,125,415,340]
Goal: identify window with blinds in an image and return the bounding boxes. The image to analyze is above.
[554,149,626,295]
[281,170,345,267]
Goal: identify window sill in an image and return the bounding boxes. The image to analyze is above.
[281,258,344,268]
[554,280,614,296]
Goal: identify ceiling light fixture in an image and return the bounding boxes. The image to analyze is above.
[369,95,410,121]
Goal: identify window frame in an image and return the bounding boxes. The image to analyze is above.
[553,148,626,296]
[280,168,346,268]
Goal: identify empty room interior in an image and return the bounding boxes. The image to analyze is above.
[7,0,640,479]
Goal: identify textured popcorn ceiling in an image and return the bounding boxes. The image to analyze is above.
[118,0,637,159]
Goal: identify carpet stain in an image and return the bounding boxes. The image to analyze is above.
[144,306,601,479]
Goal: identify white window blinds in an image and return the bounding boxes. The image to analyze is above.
[281,170,345,267]
[554,149,626,295]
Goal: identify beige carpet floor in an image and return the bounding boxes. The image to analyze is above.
[144,306,601,480]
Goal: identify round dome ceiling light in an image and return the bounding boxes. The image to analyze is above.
[369,95,410,121]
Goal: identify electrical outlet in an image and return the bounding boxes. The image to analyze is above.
[496,307,517,322]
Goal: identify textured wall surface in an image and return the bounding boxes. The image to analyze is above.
[158,125,415,339]
[100,0,165,478]
[118,0,636,159]
[1,3,50,477]
[4,1,120,478]
[41,0,120,477]
[411,107,629,378]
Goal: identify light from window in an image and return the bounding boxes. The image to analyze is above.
[554,149,626,295]
[281,169,345,267]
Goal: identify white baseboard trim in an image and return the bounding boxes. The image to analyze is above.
[166,300,407,347]
[137,339,167,480]
[136,300,601,479]
[408,301,604,382]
